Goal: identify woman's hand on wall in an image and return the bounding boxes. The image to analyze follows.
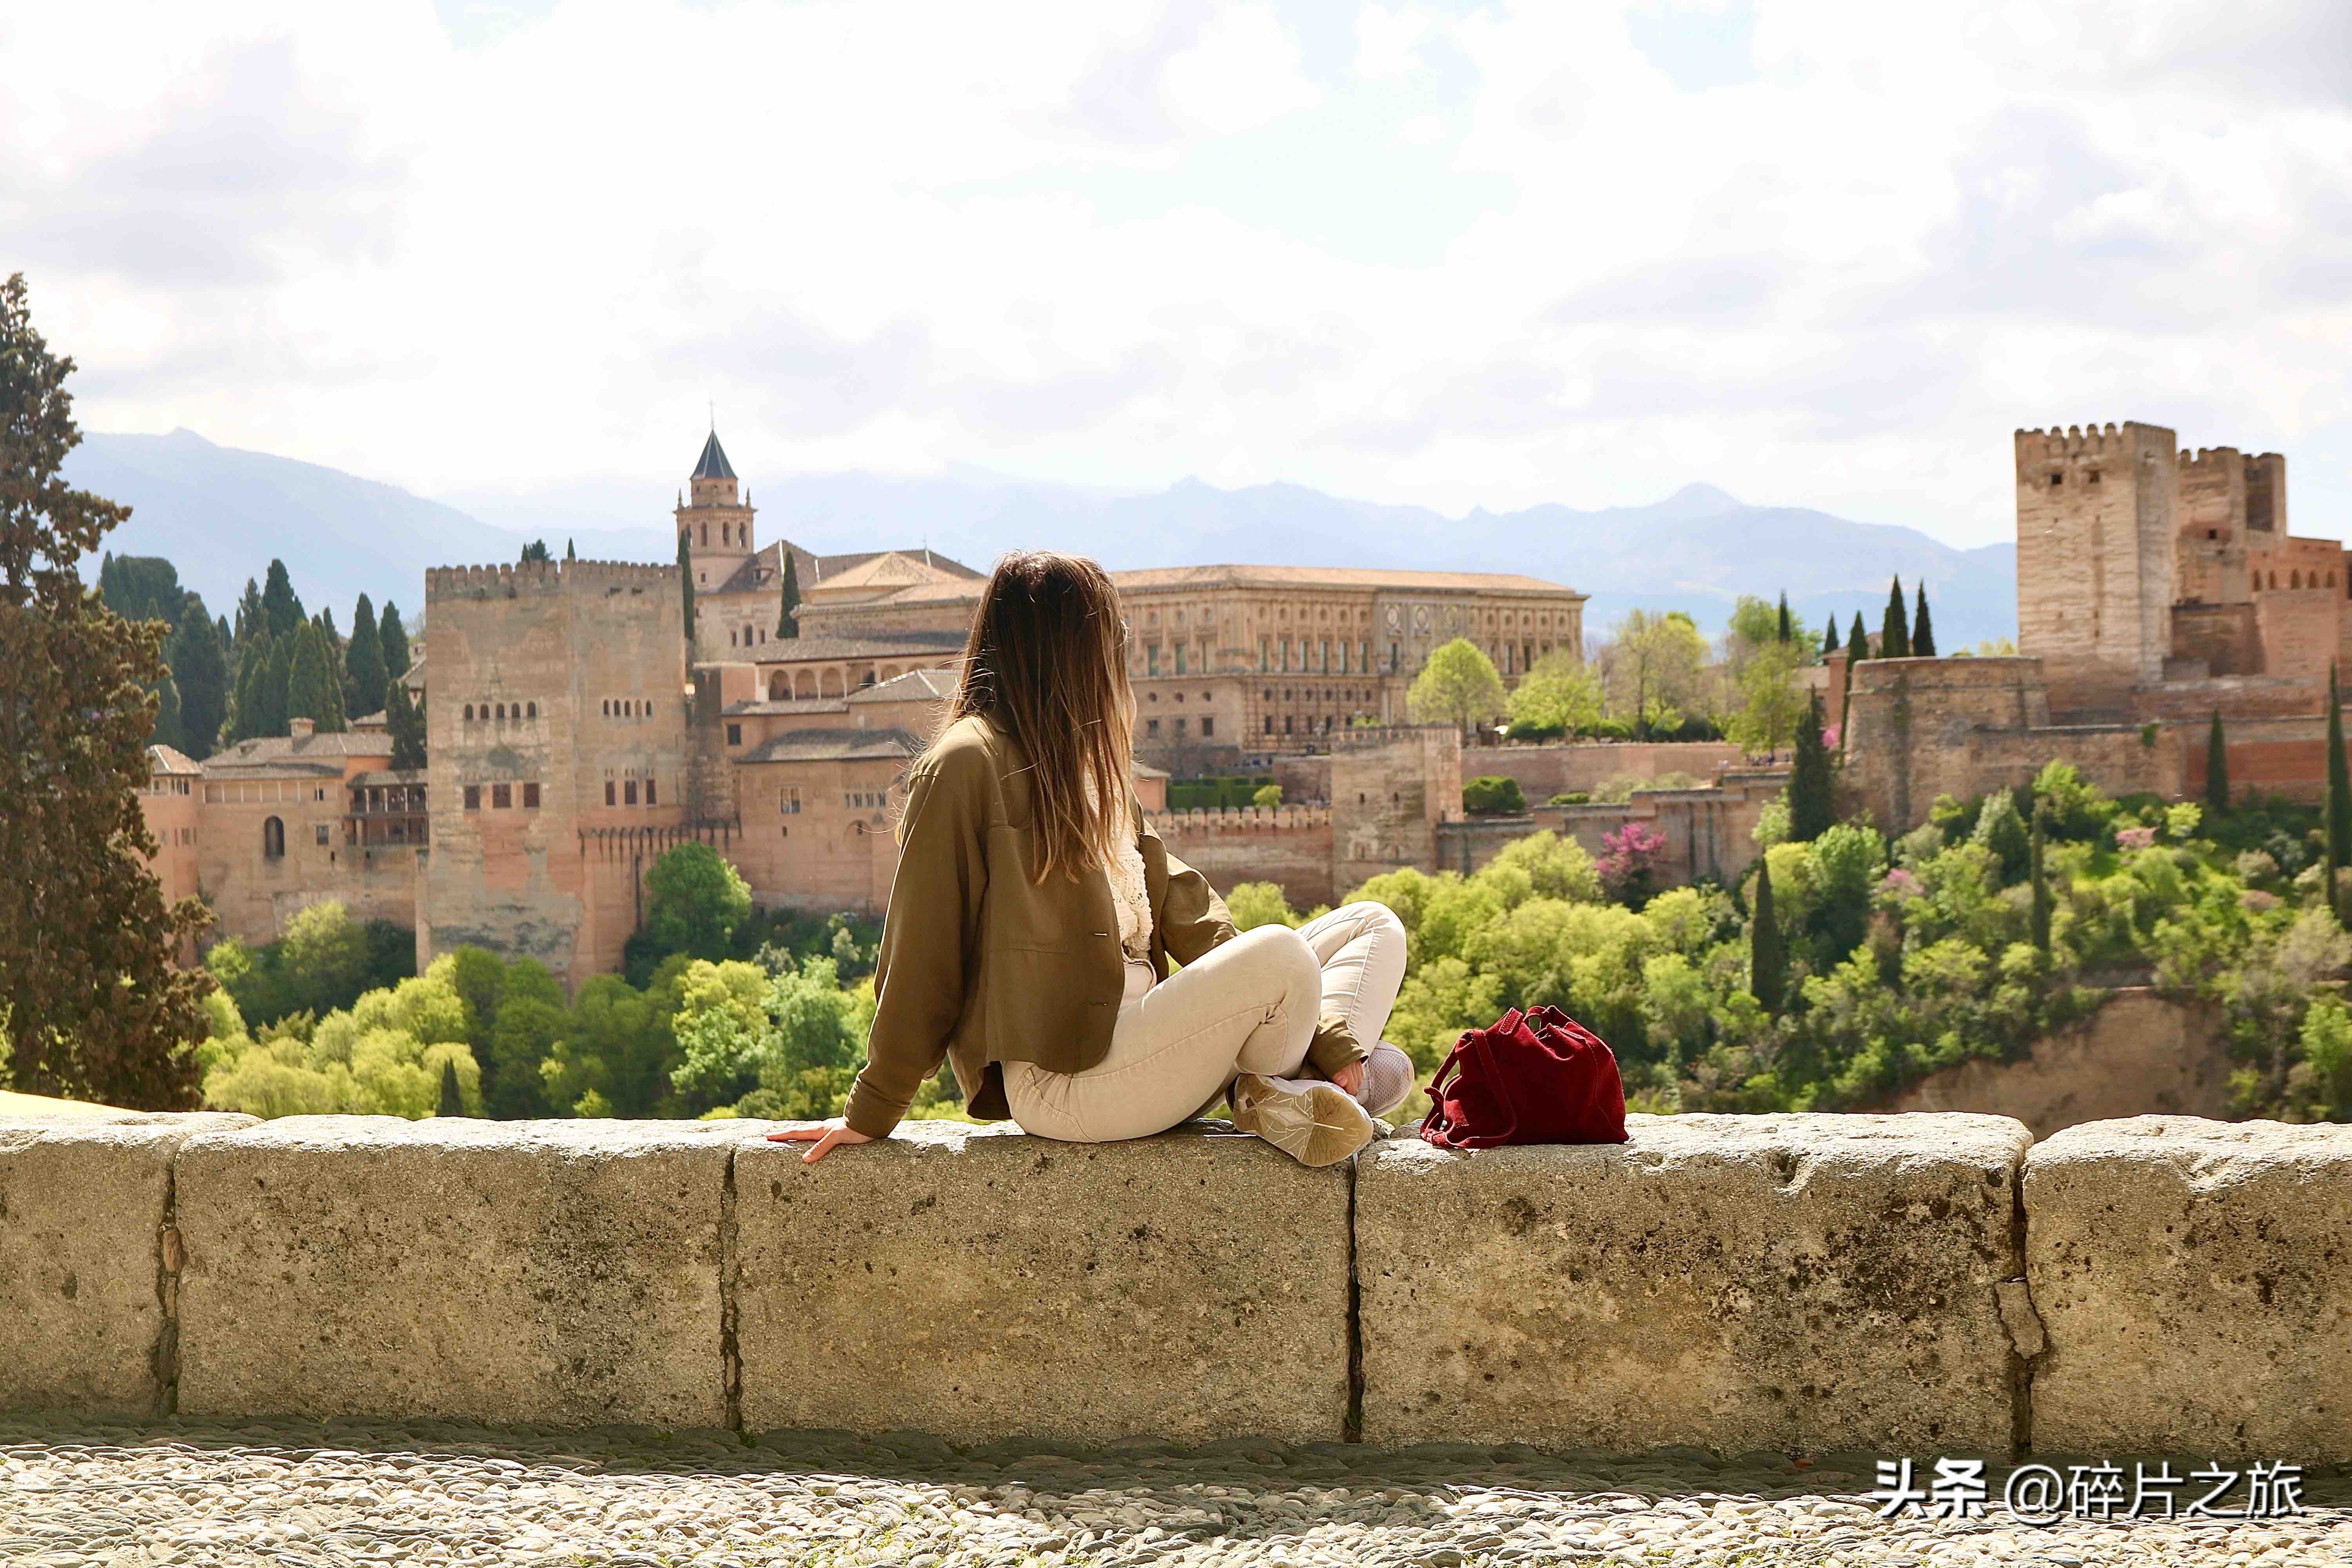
[766,1119,874,1164]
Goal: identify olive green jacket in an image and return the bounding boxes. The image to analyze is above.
[841,713,1366,1138]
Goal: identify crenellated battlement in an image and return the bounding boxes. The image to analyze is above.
[426,559,674,601]
[2014,422,2136,463]
[1147,805,1333,835]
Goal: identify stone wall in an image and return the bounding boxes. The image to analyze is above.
[1455,740,1744,802]
[13,1104,2352,1460]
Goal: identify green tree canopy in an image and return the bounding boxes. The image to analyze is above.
[1911,583,1936,657]
[645,842,752,959]
[1788,690,1833,842]
[261,558,304,641]
[387,675,427,770]
[1504,650,1603,737]
[346,592,384,718]
[1406,637,1506,735]
[166,604,229,755]
[677,534,697,643]
[519,539,552,563]
[287,620,346,732]
[1880,576,1910,659]
[779,549,800,639]
[1600,609,1710,739]
[378,601,411,681]
[0,272,213,1108]
[1727,638,1805,754]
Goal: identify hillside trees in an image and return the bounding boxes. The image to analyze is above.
[1504,649,1603,738]
[1880,576,1910,659]
[346,592,384,717]
[1600,609,1711,739]
[1407,637,1506,735]
[378,601,410,680]
[0,272,213,1108]
[387,677,428,769]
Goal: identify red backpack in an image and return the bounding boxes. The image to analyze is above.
[1420,1004,1629,1149]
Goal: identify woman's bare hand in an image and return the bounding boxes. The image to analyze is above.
[1332,1059,1365,1098]
[766,1118,874,1164]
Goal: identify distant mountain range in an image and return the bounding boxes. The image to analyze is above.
[67,428,2018,647]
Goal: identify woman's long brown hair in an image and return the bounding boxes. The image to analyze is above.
[929,550,1134,881]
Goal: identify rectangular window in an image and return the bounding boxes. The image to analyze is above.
[1201,717,1214,738]
[1146,718,1161,737]
[727,722,743,746]
[1174,717,1187,737]
[1388,641,1399,671]
[604,780,616,806]
[1321,639,1330,671]
[1360,640,1371,673]
[1341,641,1352,673]
[646,778,657,806]
[523,782,540,809]
[1259,637,1269,671]
[1147,644,1160,676]
[315,824,331,846]
[624,780,639,805]
[492,783,512,808]
[1174,643,1187,675]
[465,785,482,811]
[782,787,801,815]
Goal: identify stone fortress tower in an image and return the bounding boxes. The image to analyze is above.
[676,431,756,592]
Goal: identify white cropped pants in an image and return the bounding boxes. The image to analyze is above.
[1004,900,1408,1144]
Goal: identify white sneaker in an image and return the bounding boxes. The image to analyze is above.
[1230,1073,1376,1167]
[1356,1042,1417,1119]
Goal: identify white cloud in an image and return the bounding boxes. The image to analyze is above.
[4,0,2348,547]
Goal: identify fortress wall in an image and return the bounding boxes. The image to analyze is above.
[1459,741,1744,800]
[10,1107,2352,1459]
[1150,808,1338,908]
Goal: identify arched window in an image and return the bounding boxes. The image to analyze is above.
[262,817,285,858]
[526,702,537,718]
[795,670,815,698]
[769,672,788,700]
[2293,571,2303,590]
[2271,572,2279,589]
[463,704,474,721]
[495,703,506,720]
[2254,573,2262,593]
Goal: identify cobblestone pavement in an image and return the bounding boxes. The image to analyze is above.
[4,1418,2348,1567]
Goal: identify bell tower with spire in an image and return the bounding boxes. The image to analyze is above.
[675,429,756,592]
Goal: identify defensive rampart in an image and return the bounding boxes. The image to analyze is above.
[6,1109,2350,1461]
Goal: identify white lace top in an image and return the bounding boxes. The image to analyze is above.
[1107,831,1152,960]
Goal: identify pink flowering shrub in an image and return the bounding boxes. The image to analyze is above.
[2114,825,2157,852]
[1878,867,1923,901]
[1597,821,1668,905]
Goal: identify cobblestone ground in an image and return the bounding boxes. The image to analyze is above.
[4,1418,2348,1567]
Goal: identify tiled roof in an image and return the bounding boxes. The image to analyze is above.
[738,727,924,764]
[847,667,957,704]
[721,698,852,717]
[709,540,984,598]
[205,732,396,768]
[348,769,429,788]
[746,632,965,664]
[805,563,1584,607]
[147,744,202,775]
[693,431,736,481]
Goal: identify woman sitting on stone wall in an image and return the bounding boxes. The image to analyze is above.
[771,550,1413,1167]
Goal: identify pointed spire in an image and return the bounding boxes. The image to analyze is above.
[692,430,736,481]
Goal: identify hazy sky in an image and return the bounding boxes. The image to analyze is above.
[7,0,2349,546]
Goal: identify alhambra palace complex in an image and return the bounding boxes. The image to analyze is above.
[139,421,2350,986]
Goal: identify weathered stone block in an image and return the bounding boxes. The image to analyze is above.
[735,1121,1351,1444]
[0,1112,253,1414]
[1358,1113,2032,1455]
[175,1117,737,1426]
[2025,1116,2352,1457]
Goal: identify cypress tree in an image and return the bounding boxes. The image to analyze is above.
[1840,610,1868,735]
[1911,583,1936,657]
[287,622,342,731]
[1750,858,1785,1013]
[779,550,800,639]
[1776,592,1792,643]
[387,677,427,771]
[263,635,294,736]
[166,607,229,757]
[678,533,697,644]
[153,674,183,754]
[2206,711,2230,813]
[233,577,264,646]
[2030,802,2052,955]
[347,593,384,718]
[565,537,575,561]
[437,1057,464,1118]
[378,601,410,681]
[1881,576,1909,659]
[260,558,303,639]
[1790,690,1833,841]
[1822,615,1840,657]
